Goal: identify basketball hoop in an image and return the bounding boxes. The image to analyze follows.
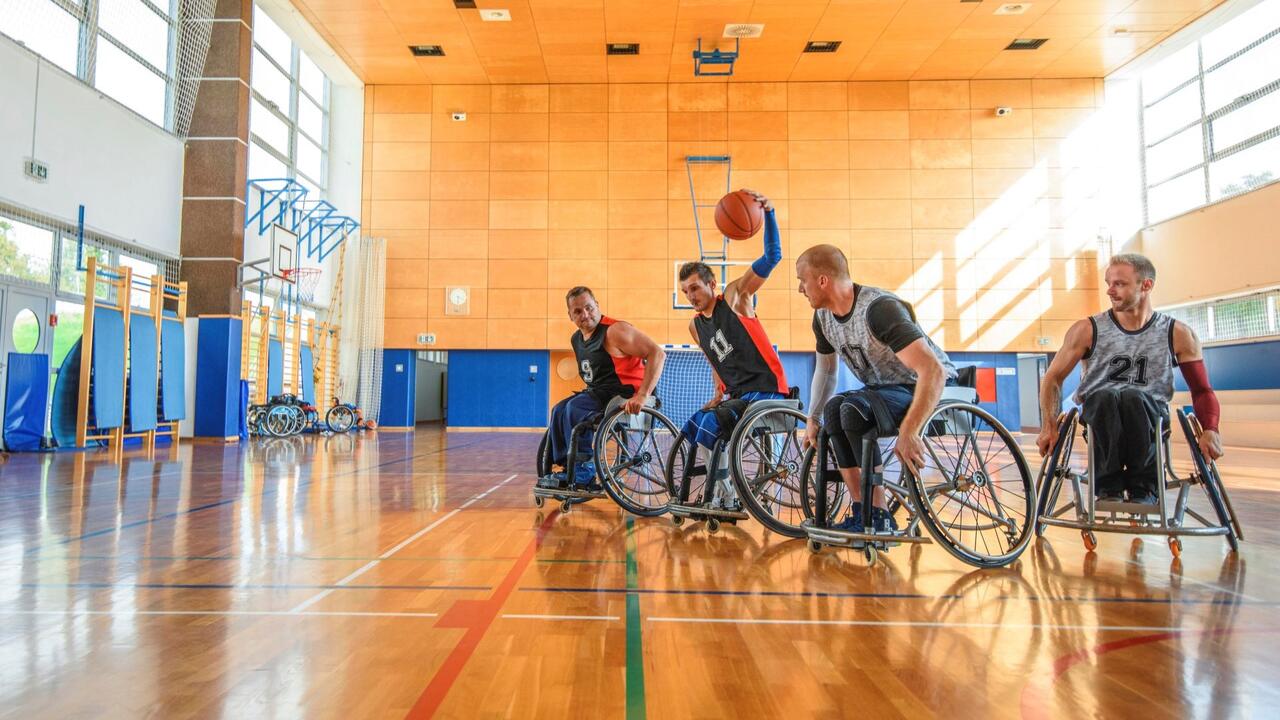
[283,268,323,304]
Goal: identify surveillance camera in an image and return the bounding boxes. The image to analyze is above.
[451,112,467,121]
[995,106,1013,117]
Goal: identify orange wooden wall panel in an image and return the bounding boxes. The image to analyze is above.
[366,80,1108,352]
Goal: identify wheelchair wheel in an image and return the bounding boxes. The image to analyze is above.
[1176,410,1242,551]
[263,405,294,438]
[327,405,356,433]
[536,427,553,478]
[664,434,703,507]
[595,407,680,517]
[728,405,812,537]
[797,445,849,526]
[907,403,1036,568]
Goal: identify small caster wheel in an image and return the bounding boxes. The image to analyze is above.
[1130,538,1143,558]
[534,496,545,508]
[707,517,721,534]
[864,545,878,565]
[672,515,684,526]
[1082,529,1098,552]
[561,500,573,513]
[808,539,823,554]
[1168,536,1183,558]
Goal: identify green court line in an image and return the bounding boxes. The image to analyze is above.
[624,517,646,720]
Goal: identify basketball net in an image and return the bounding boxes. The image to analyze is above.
[283,268,323,304]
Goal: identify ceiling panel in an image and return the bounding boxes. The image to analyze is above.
[288,0,1230,84]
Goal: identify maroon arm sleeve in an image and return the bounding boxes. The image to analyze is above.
[1180,360,1220,432]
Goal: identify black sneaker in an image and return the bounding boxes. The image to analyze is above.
[1128,489,1158,505]
[871,506,898,533]
[1096,490,1125,503]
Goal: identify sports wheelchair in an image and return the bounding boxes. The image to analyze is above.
[1035,406,1243,557]
[534,394,680,516]
[663,389,807,534]
[800,385,1037,568]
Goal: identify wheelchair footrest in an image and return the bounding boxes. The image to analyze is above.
[1094,499,1162,516]
[533,487,606,501]
[800,519,930,547]
[668,503,749,520]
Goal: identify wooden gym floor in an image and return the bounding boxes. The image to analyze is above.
[0,428,1277,719]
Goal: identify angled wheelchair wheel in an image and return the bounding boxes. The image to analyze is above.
[908,403,1036,568]
[326,405,356,433]
[1177,410,1242,551]
[263,405,294,438]
[596,407,680,516]
[536,427,554,479]
[728,405,811,537]
[664,433,703,507]
[797,445,848,526]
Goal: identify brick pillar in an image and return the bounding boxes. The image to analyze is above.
[179,0,252,316]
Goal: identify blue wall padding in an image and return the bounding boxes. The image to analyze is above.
[91,307,125,429]
[194,317,243,438]
[50,339,81,447]
[949,352,1020,430]
[1174,338,1280,391]
[267,340,283,397]
[300,346,315,404]
[128,313,158,432]
[379,349,417,427]
[446,350,548,427]
[160,318,186,420]
[4,353,49,451]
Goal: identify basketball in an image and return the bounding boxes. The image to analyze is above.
[714,190,764,240]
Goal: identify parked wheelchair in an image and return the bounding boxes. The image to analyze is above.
[1035,406,1243,557]
[534,395,680,516]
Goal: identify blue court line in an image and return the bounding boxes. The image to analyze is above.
[519,586,1269,602]
[519,586,960,600]
[21,436,505,556]
[19,582,493,592]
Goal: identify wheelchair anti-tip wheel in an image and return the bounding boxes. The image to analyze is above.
[907,402,1036,568]
[594,406,680,517]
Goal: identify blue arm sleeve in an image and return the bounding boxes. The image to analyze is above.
[750,209,782,278]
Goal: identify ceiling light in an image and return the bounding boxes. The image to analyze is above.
[723,24,764,38]
[803,41,842,53]
[480,9,510,21]
[1005,38,1048,50]
[994,3,1031,14]
[606,43,639,55]
[409,45,445,57]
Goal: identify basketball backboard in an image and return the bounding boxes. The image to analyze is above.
[270,224,297,283]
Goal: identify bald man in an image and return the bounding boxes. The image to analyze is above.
[796,244,957,533]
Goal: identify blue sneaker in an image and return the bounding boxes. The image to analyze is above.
[832,502,864,531]
[871,506,899,533]
[572,461,597,487]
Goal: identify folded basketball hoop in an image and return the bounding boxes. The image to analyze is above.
[283,267,323,304]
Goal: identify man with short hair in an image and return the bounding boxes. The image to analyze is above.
[796,243,957,533]
[677,189,789,460]
[1037,253,1223,505]
[537,286,666,489]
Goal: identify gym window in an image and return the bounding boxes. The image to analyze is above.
[1162,287,1280,344]
[1139,0,1280,225]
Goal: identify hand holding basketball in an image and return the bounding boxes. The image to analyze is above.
[715,189,767,241]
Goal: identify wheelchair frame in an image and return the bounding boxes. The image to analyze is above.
[1035,406,1243,557]
[534,395,679,516]
[800,391,1037,568]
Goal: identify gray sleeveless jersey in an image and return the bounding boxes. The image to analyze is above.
[1073,311,1177,404]
[816,285,956,386]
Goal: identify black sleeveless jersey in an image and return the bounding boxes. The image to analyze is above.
[693,296,788,397]
[571,317,644,401]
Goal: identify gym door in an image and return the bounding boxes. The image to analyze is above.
[0,286,52,411]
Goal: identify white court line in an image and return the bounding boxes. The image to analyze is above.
[2,609,438,618]
[288,474,518,614]
[646,617,1267,632]
[501,614,619,621]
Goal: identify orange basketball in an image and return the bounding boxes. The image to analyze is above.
[714,190,764,241]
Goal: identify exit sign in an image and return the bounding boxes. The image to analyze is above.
[24,158,49,182]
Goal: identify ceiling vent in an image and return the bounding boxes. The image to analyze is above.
[803,41,842,53]
[723,24,764,38]
[453,0,477,8]
[479,9,510,21]
[1005,38,1048,50]
[409,45,445,57]
[994,3,1031,14]
[606,43,639,55]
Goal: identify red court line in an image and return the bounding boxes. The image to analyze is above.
[404,511,560,719]
[1019,627,1280,720]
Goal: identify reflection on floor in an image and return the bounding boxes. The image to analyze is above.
[0,428,1276,718]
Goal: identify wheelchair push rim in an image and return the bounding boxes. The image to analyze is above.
[908,402,1036,568]
[595,406,681,517]
[728,404,815,538]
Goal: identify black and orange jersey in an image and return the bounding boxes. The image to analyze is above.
[571,316,645,398]
[693,296,788,397]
